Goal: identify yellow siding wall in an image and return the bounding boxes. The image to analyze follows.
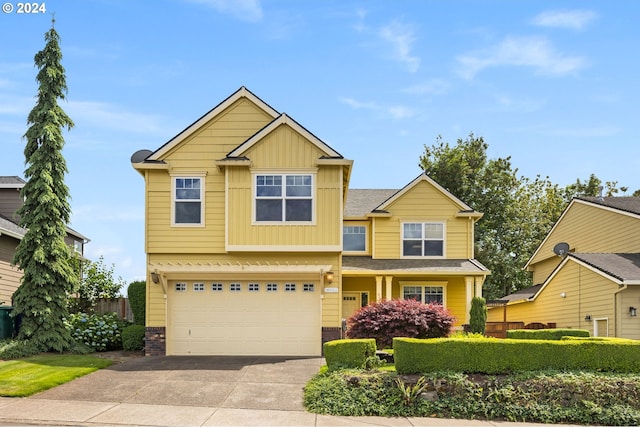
[487,261,618,336]
[145,98,273,254]
[530,257,562,285]
[530,202,640,275]
[619,287,640,339]
[373,182,470,259]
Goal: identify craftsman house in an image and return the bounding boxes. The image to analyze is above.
[0,176,89,304]
[487,196,640,339]
[131,87,489,356]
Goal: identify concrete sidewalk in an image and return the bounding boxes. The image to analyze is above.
[0,355,578,427]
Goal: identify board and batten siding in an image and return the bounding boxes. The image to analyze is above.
[530,202,640,269]
[372,182,471,259]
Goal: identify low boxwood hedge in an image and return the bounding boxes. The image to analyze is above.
[323,339,376,370]
[507,328,589,340]
[394,337,640,374]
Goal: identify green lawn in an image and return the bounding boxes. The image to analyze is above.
[0,354,112,397]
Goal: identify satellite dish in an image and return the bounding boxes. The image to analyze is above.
[553,242,570,257]
[130,149,153,163]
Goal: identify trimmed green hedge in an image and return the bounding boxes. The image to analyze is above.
[122,324,146,351]
[394,337,640,374]
[127,281,146,326]
[323,339,376,370]
[507,328,589,340]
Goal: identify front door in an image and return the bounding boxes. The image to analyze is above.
[342,292,361,321]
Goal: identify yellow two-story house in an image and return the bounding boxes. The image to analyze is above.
[132,87,489,356]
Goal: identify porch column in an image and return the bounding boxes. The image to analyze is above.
[474,276,484,298]
[465,276,474,324]
[375,276,383,302]
[385,276,393,300]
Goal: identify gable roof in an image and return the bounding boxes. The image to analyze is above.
[373,173,480,216]
[569,252,640,284]
[147,86,280,162]
[492,284,544,303]
[0,176,26,189]
[225,113,343,159]
[525,197,640,269]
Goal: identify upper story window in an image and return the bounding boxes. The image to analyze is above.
[402,222,444,257]
[255,174,312,222]
[173,177,203,225]
[343,225,366,252]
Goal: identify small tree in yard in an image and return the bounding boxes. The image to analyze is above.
[12,21,77,352]
[69,256,125,313]
[346,299,455,349]
[469,296,487,335]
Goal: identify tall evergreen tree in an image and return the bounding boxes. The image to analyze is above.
[12,20,77,352]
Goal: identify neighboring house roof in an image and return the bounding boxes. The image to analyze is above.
[0,213,25,240]
[0,212,88,243]
[0,176,26,188]
[525,196,640,269]
[492,284,544,303]
[576,196,640,216]
[345,189,397,217]
[342,256,489,275]
[569,252,640,284]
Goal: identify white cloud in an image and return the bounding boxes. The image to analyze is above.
[72,204,144,223]
[456,36,587,80]
[185,0,263,22]
[532,10,597,31]
[353,8,367,32]
[66,100,171,135]
[404,79,450,96]
[340,97,415,119]
[379,20,420,73]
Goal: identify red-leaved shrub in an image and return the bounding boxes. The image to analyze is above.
[345,299,455,349]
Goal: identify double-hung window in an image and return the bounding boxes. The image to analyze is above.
[402,222,444,257]
[173,177,203,225]
[403,285,444,304]
[343,225,366,252]
[255,174,313,222]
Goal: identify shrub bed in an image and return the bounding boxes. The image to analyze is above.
[507,328,589,340]
[323,339,376,370]
[303,369,640,425]
[394,337,640,374]
[122,324,146,351]
[65,312,128,351]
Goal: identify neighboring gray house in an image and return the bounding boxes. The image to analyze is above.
[0,176,89,304]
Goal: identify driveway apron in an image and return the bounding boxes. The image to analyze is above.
[31,355,324,411]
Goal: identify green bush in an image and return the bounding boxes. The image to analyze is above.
[64,312,127,351]
[323,339,376,370]
[304,369,640,424]
[0,339,40,359]
[127,280,146,326]
[507,328,589,340]
[469,297,487,334]
[122,324,145,351]
[393,337,640,374]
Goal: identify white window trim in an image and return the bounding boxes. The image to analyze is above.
[171,173,206,227]
[251,170,317,225]
[400,281,448,306]
[400,221,446,259]
[343,224,369,255]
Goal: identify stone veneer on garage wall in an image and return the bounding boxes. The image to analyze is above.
[145,327,166,356]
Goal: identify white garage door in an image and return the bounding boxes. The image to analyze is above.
[167,280,321,356]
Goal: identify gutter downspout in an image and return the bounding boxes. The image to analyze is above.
[614,283,628,338]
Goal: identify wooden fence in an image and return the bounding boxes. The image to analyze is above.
[94,298,134,322]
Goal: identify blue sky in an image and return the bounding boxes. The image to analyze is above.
[1,0,639,285]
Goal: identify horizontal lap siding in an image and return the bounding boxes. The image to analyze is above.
[146,99,273,254]
[0,238,20,302]
[530,203,640,268]
[489,262,617,335]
